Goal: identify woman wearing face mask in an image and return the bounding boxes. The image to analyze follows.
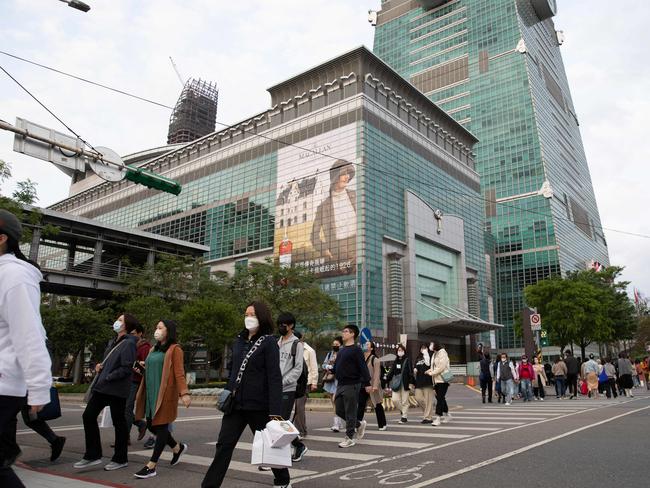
[74,314,137,471]
[133,320,190,479]
[322,337,345,432]
[426,342,451,426]
[202,301,288,488]
[357,341,387,430]
[413,344,434,423]
[386,344,414,424]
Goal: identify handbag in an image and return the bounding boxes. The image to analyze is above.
[37,386,62,421]
[218,335,267,415]
[441,369,454,383]
[598,368,608,384]
[390,374,402,392]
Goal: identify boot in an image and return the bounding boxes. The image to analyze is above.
[482,395,486,404]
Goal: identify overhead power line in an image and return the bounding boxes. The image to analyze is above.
[1,50,648,240]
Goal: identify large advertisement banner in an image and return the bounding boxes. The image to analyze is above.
[274,124,359,277]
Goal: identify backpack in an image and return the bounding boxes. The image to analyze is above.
[292,341,309,399]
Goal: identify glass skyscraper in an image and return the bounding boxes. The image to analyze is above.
[373,0,609,350]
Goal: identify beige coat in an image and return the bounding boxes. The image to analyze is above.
[428,348,450,384]
[135,344,189,426]
[365,353,384,405]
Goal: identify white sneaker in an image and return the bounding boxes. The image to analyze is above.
[73,459,102,469]
[338,437,356,448]
[104,461,128,471]
[441,413,451,424]
[540,397,544,401]
[505,402,511,406]
[330,426,340,433]
[378,426,387,431]
[356,420,367,440]
[431,417,441,426]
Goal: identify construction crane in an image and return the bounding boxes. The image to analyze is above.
[169,56,186,87]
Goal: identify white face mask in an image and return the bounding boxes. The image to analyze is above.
[245,317,259,330]
[397,351,405,358]
[112,320,123,333]
[154,329,164,342]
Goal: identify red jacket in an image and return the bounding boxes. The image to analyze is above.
[132,339,152,383]
[518,362,535,380]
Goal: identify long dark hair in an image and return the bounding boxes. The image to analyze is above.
[247,301,274,336]
[7,236,41,270]
[154,319,178,352]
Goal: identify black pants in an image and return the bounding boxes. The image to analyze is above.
[434,383,449,416]
[604,378,618,398]
[146,420,177,463]
[0,395,26,488]
[480,377,493,401]
[201,409,290,488]
[280,391,304,450]
[533,376,545,398]
[567,374,578,396]
[82,391,128,463]
[335,384,361,439]
[357,388,387,428]
[20,407,58,445]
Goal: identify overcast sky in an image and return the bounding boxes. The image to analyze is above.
[1,0,648,298]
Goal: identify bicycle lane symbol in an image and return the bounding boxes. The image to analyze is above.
[339,461,436,485]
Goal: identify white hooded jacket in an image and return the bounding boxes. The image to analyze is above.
[0,253,52,405]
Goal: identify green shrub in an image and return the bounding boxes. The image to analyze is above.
[188,381,227,390]
[56,384,90,394]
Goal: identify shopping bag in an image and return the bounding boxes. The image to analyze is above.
[580,381,588,396]
[99,406,113,428]
[265,419,299,448]
[251,430,292,468]
[38,387,62,421]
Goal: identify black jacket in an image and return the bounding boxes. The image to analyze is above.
[414,356,433,388]
[228,330,282,416]
[333,344,370,387]
[565,356,579,375]
[386,356,414,389]
[479,357,492,380]
[93,334,137,399]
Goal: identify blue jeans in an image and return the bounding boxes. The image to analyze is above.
[520,379,533,401]
[500,379,515,403]
[554,377,566,397]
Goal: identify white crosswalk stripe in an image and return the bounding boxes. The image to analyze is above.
[235,442,383,461]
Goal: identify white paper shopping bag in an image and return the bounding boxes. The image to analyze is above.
[99,406,113,428]
[265,419,299,448]
[250,430,292,468]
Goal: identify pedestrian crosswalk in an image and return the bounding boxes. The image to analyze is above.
[131,398,633,485]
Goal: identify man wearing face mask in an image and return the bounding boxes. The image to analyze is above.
[517,355,535,402]
[496,353,518,406]
[276,313,308,463]
[74,314,137,471]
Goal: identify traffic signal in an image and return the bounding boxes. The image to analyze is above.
[125,166,182,195]
[540,329,548,347]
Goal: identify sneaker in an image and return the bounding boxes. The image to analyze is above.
[134,466,157,479]
[378,425,387,431]
[420,419,432,424]
[397,417,407,424]
[338,437,356,448]
[330,426,340,433]
[50,436,66,462]
[144,437,155,449]
[431,417,441,426]
[292,444,308,462]
[441,413,451,424]
[137,422,148,441]
[505,402,511,406]
[170,443,187,466]
[73,458,102,469]
[104,461,128,471]
[540,397,544,402]
[356,420,367,440]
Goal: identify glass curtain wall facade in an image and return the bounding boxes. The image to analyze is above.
[373,0,609,349]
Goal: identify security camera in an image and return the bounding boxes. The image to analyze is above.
[368,10,377,26]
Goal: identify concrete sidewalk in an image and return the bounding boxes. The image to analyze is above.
[15,463,128,488]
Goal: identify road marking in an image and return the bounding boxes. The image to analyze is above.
[455,411,558,416]
[130,450,318,477]
[405,403,650,487]
[291,395,644,484]
[174,415,222,422]
[235,442,383,461]
[330,425,502,432]
[443,416,546,421]
[350,430,470,439]
[17,425,84,435]
[441,420,524,425]
[271,435,432,449]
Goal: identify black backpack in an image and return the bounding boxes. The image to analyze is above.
[292,341,309,399]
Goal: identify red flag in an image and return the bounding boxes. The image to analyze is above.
[634,288,641,305]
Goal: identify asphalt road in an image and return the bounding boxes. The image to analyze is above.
[16,387,650,487]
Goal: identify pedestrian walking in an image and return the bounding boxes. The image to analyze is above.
[617,352,634,398]
[532,357,548,401]
[564,350,579,399]
[132,320,191,479]
[357,341,387,430]
[74,314,137,471]
[386,344,414,424]
[413,344,435,422]
[602,358,618,399]
[19,399,66,462]
[275,312,308,463]
[426,342,452,426]
[333,324,371,448]
[291,330,318,439]
[0,210,54,488]
[201,301,289,488]
[493,357,503,403]
[517,355,535,402]
[643,356,650,390]
[496,353,518,405]
[479,352,493,403]
[552,357,568,398]
[125,322,150,446]
[582,354,599,399]
[322,337,345,432]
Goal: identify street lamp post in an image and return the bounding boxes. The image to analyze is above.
[59,0,91,12]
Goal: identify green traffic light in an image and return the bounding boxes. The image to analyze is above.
[125,166,182,195]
